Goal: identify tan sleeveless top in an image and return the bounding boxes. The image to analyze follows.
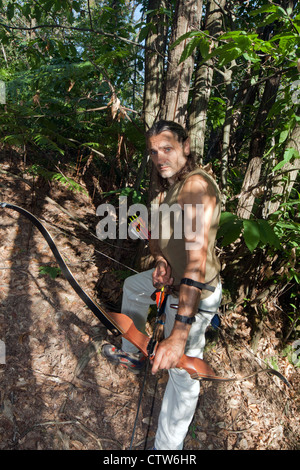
[157,168,221,299]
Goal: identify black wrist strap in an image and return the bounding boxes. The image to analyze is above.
[180,277,215,293]
[175,313,196,324]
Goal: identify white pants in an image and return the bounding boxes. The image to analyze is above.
[121,269,222,450]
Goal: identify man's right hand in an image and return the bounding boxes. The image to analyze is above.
[152,258,173,288]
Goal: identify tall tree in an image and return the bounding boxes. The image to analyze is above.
[189,0,226,163]
[263,123,300,217]
[143,0,169,130]
[236,0,298,219]
[237,74,281,219]
[159,0,203,125]
[143,0,204,203]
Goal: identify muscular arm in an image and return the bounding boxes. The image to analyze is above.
[149,225,174,288]
[151,175,217,373]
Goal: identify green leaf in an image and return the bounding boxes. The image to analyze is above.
[39,266,61,279]
[257,219,280,249]
[72,1,81,12]
[57,41,67,59]
[273,148,299,172]
[243,51,261,64]
[179,37,201,63]
[275,221,300,231]
[217,218,243,246]
[199,37,210,60]
[22,3,31,19]
[6,2,14,20]
[138,23,155,43]
[243,220,260,252]
[279,129,289,144]
[33,4,42,22]
[171,31,201,50]
[219,211,238,225]
[250,4,288,20]
[250,5,279,16]
[218,45,243,67]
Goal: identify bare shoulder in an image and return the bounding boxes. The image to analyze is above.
[179,173,216,204]
[182,173,209,191]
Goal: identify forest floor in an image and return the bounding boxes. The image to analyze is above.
[0,156,299,452]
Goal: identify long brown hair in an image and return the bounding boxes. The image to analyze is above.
[146,120,196,190]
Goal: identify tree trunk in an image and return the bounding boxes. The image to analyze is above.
[189,0,226,163]
[160,0,203,125]
[143,0,169,130]
[228,66,258,167]
[237,75,281,219]
[135,1,169,202]
[219,64,236,204]
[263,123,300,217]
[237,0,297,219]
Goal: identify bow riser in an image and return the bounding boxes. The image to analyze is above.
[107,311,150,357]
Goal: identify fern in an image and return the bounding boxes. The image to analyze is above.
[3,133,26,146]
[33,134,65,155]
[27,164,88,195]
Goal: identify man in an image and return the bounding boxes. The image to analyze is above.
[102,120,222,450]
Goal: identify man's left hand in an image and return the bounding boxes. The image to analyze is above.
[151,333,187,374]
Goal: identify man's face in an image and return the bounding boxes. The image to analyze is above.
[148,131,190,184]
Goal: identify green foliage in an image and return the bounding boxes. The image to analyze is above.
[39,265,61,279]
[271,190,300,286]
[217,212,280,252]
[174,2,300,166]
[99,186,146,204]
[27,164,88,194]
[174,2,300,68]
[207,97,226,130]
[218,188,299,337]
[0,0,145,192]
[282,343,300,368]
[273,147,300,172]
[218,190,299,265]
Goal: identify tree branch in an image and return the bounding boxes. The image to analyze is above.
[0,21,150,51]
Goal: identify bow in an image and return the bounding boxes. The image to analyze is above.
[0,202,291,387]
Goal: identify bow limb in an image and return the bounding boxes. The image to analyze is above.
[0,202,126,336]
[175,355,291,386]
[0,205,154,356]
[176,354,216,379]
